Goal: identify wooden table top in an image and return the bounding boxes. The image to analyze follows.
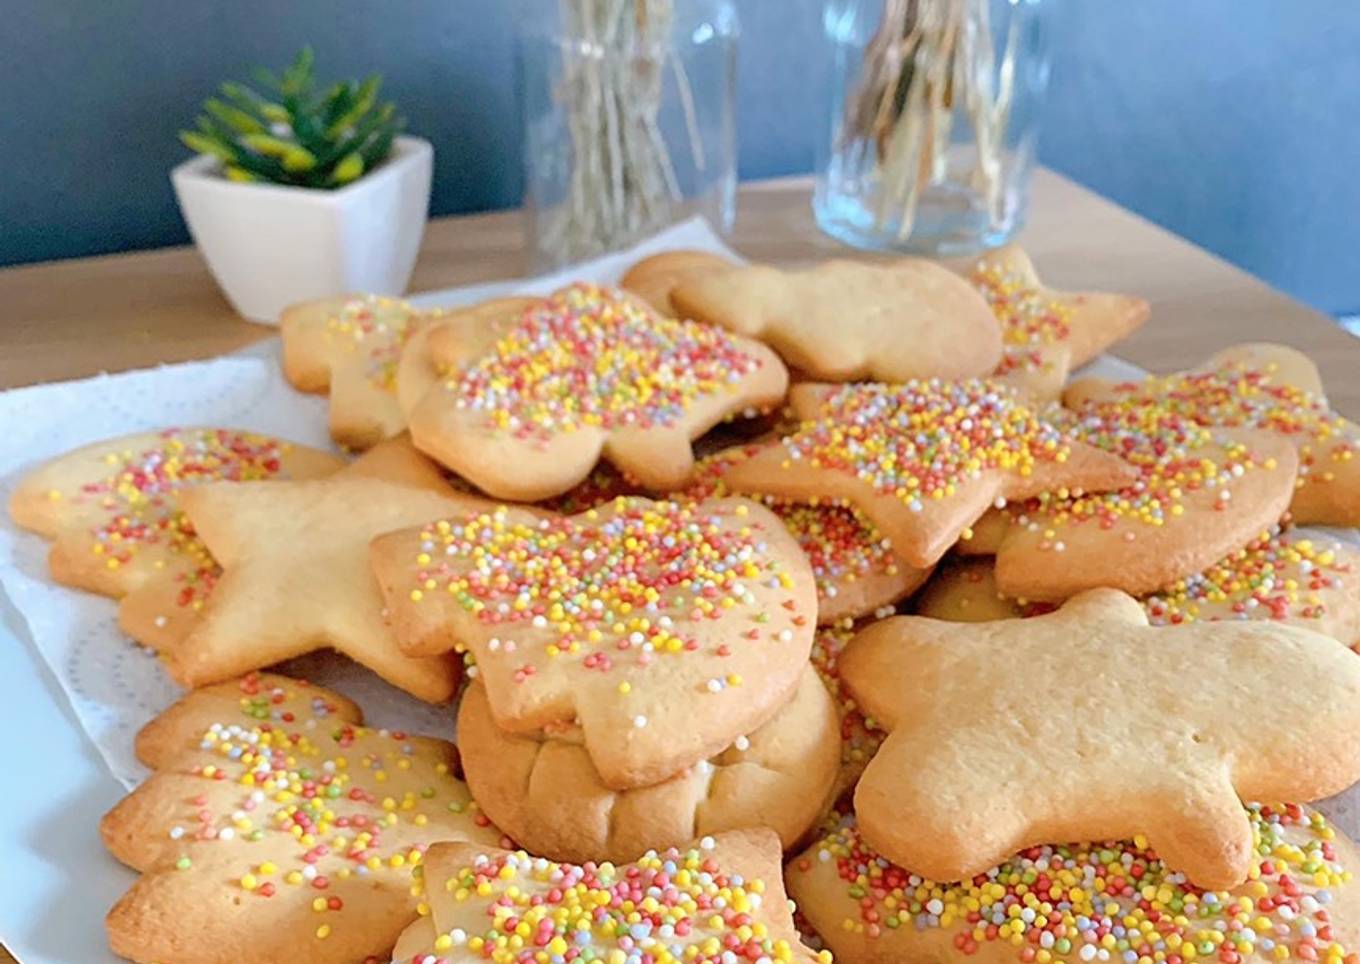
[0,170,1355,964]
[2,169,1356,414]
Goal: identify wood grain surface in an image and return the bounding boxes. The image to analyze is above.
[2,169,1356,413]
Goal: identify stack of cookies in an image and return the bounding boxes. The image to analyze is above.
[11,242,1360,964]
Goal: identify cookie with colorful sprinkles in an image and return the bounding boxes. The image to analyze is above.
[787,808,1360,964]
[407,282,788,501]
[839,588,1360,890]
[169,436,487,702]
[370,495,817,789]
[454,666,840,864]
[918,528,1360,649]
[720,380,1138,568]
[280,294,437,449]
[965,243,1149,401]
[961,395,1301,602]
[8,427,344,600]
[669,257,1003,383]
[101,672,506,964]
[388,829,830,963]
[810,620,888,798]
[685,444,934,624]
[1065,343,1360,527]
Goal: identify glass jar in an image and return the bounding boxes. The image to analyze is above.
[814,0,1051,256]
[516,0,739,270]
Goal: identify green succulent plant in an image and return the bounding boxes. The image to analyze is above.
[180,47,405,189]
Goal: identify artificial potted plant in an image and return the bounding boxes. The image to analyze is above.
[172,48,432,324]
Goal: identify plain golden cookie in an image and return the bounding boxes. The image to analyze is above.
[670,257,1002,382]
[840,589,1360,890]
[620,249,738,315]
[170,436,485,702]
[455,666,839,863]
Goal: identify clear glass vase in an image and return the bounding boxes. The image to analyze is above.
[516,0,739,271]
[815,0,1051,256]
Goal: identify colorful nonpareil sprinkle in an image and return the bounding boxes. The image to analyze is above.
[409,839,828,964]
[448,283,766,440]
[778,380,1073,513]
[971,258,1074,377]
[688,448,902,607]
[795,807,1355,964]
[324,295,424,392]
[1143,525,1356,631]
[405,498,802,670]
[1004,399,1279,541]
[809,622,885,776]
[1100,362,1357,487]
[146,674,501,943]
[63,428,302,575]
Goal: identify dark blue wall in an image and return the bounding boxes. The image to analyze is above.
[4,1,1358,314]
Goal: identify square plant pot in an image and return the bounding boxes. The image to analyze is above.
[171,135,433,324]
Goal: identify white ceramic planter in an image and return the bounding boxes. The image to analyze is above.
[171,135,433,324]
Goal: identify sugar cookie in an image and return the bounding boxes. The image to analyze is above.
[974,397,1300,600]
[170,437,484,702]
[810,622,887,798]
[919,528,1360,649]
[407,283,788,500]
[788,808,1360,964]
[620,249,738,315]
[670,258,1002,382]
[371,496,817,788]
[455,666,839,863]
[1066,343,1360,526]
[966,244,1148,400]
[101,672,505,964]
[280,294,436,449]
[720,380,1137,567]
[840,588,1360,889]
[8,428,343,601]
[390,830,829,963]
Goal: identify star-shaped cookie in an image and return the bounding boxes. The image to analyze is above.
[922,527,1360,649]
[967,393,1302,601]
[620,249,738,315]
[389,830,829,964]
[170,436,486,702]
[720,380,1138,567]
[8,427,343,602]
[788,807,1360,964]
[839,588,1360,890]
[670,258,1003,382]
[964,244,1149,401]
[281,294,439,449]
[408,283,789,500]
[1066,343,1360,526]
[370,496,817,788]
[101,673,505,964]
